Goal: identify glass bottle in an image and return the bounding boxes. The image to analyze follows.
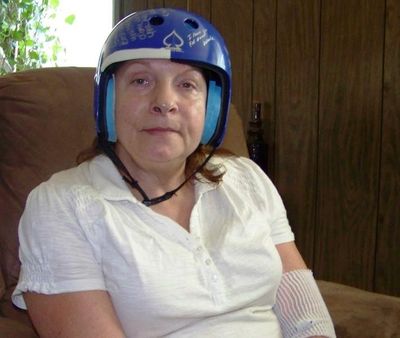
[247,102,268,173]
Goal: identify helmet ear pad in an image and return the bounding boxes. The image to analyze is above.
[201,79,222,145]
[105,75,117,142]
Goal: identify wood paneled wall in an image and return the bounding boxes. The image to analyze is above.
[114,0,400,297]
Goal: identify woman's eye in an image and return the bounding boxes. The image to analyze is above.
[131,78,148,86]
[181,81,196,89]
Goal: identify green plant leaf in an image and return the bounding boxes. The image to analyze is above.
[29,50,39,60]
[49,0,59,9]
[64,14,75,25]
[12,30,24,41]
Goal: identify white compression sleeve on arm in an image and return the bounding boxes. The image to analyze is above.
[274,269,336,338]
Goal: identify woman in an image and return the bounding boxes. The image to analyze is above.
[12,8,335,338]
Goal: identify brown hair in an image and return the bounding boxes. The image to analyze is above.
[76,138,233,184]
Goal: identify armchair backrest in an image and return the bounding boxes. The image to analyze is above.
[0,67,248,294]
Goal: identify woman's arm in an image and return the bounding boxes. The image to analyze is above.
[24,290,126,338]
[275,241,308,272]
[275,241,336,338]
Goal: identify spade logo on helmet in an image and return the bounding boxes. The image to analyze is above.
[163,30,184,52]
[94,8,232,148]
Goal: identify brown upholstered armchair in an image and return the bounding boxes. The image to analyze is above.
[1,67,400,337]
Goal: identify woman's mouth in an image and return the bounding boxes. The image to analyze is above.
[142,127,176,135]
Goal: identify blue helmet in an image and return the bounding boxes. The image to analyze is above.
[94,8,232,147]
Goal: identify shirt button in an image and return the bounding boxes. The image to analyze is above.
[212,274,218,282]
[205,258,212,266]
[196,246,202,253]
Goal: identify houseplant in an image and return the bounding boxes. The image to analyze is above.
[0,0,74,75]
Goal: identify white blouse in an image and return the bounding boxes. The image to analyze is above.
[13,155,294,337]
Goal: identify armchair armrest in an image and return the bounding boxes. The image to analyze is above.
[318,280,400,338]
[0,317,37,338]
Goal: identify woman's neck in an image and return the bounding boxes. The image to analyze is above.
[113,143,197,230]
[115,142,188,199]
[149,182,195,232]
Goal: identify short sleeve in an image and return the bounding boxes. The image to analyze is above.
[225,157,295,245]
[260,169,295,245]
[12,178,106,310]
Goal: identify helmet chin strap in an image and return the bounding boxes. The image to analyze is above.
[99,139,215,207]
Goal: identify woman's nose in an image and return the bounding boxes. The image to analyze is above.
[151,83,178,115]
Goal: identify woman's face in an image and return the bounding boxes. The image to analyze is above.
[114,59,207,169]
